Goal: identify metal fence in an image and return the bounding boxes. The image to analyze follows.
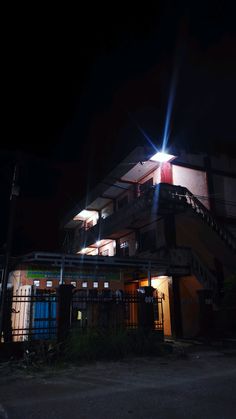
[2,287,164,343]
[71,290,164,332]
[3,288,57,342]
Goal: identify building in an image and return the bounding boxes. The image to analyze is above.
[62,146,236,338]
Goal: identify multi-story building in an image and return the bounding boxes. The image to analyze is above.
[62,146,236,338]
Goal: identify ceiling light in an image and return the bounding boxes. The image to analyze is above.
[150,152,175,163]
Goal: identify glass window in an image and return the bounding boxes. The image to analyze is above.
[71,281,76,287]
[46,280,52,287]
[93,282,98,288]
[104,282,109,288]
[33,280,40,287]
[82,281,88,288]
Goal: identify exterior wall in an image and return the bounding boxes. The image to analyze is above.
[140,276,172,336]
[156,218,166,249]
[179,275,203,338]
[85,212,99,229]
[139,223,157,254]
[10,267,124,291]
[138,220,166,254]
[172,165,210,209]
[101,201,114,219]
[175,212,235,278]
[116,188,133,208]
[211,155,236,173]
[120,233,136,256]
[154,166,161,184]
[9,270,22,293]
[138,167,161,187]
[176,151,205,167]
[212,175,236,219]
[98,241,115,256]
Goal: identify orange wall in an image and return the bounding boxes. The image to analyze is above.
[10,269,124,291]
[140,277,172,336]
[179,275,203,338]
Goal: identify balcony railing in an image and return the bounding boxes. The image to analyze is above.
[73,183,236,254]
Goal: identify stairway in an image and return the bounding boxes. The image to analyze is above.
[159,183,236,254]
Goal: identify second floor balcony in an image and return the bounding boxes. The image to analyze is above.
[73,182,236,254]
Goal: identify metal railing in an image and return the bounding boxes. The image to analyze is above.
[2,288,57,343]
[71,290,163,332]
[2,288,164,343]
[73,183,236,253]
[159,183,236,252]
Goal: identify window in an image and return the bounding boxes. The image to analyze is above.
[46,280,52,287]
[71,281,76,287]
[104,282,109,288]
[93,282,98,288]
[82,282,88,288]
[33,280,40,287]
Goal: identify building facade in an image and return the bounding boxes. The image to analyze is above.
[62,146,236,338]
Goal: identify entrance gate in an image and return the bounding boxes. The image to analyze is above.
[71,288,164,334]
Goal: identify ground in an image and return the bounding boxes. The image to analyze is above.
[0,342,236,419]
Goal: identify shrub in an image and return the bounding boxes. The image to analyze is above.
[63,328,168,362]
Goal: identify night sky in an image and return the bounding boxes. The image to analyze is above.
[1,3,236,255]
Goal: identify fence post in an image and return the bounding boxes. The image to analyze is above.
[57,284,74,342]
[137,286,155,334]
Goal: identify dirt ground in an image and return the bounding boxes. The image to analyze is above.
[0,341,236,419]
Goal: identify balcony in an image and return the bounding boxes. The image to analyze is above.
[73,183,236,254]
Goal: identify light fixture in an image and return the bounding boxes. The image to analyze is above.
[149,152,175,163]
[73,209,94,220]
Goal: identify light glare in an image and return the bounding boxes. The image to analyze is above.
[150,152,175,163]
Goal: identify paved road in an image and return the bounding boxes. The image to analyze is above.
[0,349,236,418]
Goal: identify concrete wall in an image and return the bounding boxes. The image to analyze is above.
[175,212,236,278]
[172,165,210,209]
[140,277,172,336]
[11,268,124,291]
[98,240,115,256]
[213,175,236,218]
[179,275,203,338]
[101,201,114,219]
[120,232,136,256]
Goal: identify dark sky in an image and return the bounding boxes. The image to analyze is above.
[1,3,236,254]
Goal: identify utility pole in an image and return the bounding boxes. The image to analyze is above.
[0,163,20,340]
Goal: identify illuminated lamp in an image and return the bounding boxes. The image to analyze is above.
[150,152,175,163]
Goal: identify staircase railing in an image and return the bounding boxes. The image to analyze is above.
[159,183,236,253]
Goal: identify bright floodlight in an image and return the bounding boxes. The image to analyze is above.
[150,152,175,163]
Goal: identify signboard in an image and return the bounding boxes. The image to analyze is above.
[26,270,121,281]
